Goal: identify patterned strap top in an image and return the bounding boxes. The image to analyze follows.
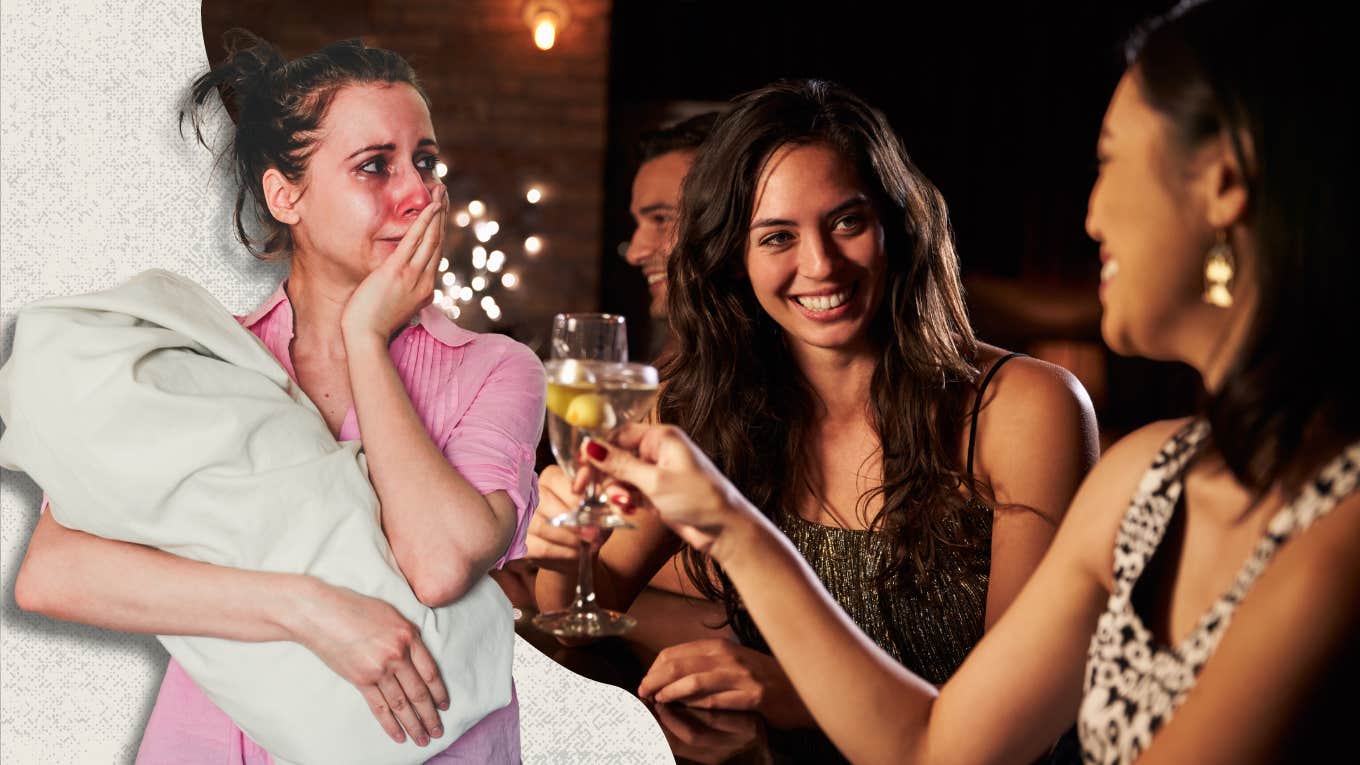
[1078,420,1360,764]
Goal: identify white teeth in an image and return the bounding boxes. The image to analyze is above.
[646,273,665,285]
[1101,259,1119,282]
[795,290,850,312]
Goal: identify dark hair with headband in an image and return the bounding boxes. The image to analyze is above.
[182,29,428,260]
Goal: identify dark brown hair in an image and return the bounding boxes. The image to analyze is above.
[659,79,985,624]
[637,111,719,165]
[182,30,428,260]
[1129,0,1359,490]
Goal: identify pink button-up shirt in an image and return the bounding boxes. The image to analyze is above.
[135,282,545,764]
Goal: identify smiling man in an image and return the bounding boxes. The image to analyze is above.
[624,112,718,354]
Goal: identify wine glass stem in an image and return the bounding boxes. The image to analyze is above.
[572,535,596,612]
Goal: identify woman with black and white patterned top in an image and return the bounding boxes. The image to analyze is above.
[580,1,1360,763]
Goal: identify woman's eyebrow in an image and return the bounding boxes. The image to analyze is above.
[345,137,437,160]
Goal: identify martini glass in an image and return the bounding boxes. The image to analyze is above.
[533,355,659,638]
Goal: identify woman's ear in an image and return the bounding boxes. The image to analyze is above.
[261,168,302,225]
[1200,130,1251,230]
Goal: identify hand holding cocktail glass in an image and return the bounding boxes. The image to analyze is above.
[531,314,659,638]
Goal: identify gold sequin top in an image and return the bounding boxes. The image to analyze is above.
[732,502,992,687]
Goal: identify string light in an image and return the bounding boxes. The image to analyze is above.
[433,181,550,325]
[435,162,448,179]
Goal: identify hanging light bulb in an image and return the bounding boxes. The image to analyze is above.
[471,275,488,292]
[459,286,474,302]
[524,235,543,256]
[526,186,543,204]
[487,250,506,272]
[472,247,488,270]
[454,210,471,227]
[502,272,520,289]
[441,272,457,288]
[533,16,556,50]
[435,162,448,179]
[467,200,486,217]
[524,1,570,52]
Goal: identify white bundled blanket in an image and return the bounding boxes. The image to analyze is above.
[0,269,514,765]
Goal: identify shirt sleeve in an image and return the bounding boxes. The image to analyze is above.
[440,341,545,569]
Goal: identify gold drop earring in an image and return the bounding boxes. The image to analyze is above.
[1202,230,1235,308]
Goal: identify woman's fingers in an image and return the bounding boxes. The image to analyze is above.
[583,437,660,497]
[378,672,430,746]
[528,508,597,550]
[393,660,444,741]
[639,641,724,698]
[397,189,440,265]
[410,186,447,271]
[651,670,747,705]
[609,422,651,451]
[408,638,451,712]
[361,684,408,744]
[683,689,760,711]
[569,459,596,495]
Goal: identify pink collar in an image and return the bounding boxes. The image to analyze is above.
[241,281,476,349]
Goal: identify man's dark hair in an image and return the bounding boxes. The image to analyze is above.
[636,111,719,164]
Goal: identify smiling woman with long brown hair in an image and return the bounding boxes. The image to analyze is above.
[529,79,1099,748]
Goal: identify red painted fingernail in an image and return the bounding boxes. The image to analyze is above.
[586,440,607,460]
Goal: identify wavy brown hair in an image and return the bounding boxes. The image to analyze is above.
[658,80,986,626]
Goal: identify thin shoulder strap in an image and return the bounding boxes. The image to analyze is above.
[966,352,1027,480]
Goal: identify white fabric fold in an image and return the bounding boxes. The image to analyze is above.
[0,269,513,765]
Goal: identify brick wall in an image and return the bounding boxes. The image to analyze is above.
[202,0,612,354]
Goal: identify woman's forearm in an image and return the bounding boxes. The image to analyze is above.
[15,511,316,642]
[714,510,938,765]
[343,334,513,605]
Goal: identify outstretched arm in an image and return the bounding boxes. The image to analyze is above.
[587,421,1178,765]
[16,508,450,747]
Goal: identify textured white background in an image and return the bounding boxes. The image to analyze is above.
[0,1,671,762]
